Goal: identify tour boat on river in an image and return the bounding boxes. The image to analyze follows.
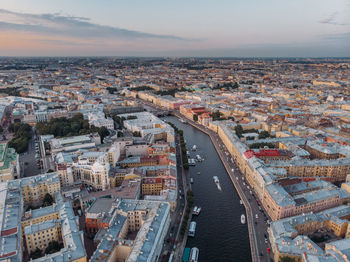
[241,214,246,224]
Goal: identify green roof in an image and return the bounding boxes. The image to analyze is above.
[0,143,17,172]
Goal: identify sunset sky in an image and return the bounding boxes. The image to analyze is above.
[0,0,349,56]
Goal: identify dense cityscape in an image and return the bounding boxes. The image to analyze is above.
[0,57,349,262]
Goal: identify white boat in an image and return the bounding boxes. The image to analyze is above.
[241,214,246,224]
[195,207,201,215]
[188,221,196,237]
[190,178,194,184]
[189,247,199,262]
[186,151,190,156]
[180,118,187,124]
[197,171,200,175]
[240,200,242,205]
[192,206,198,215]
[213,176,219,183]
[192,145,197,151]
[188,159,196,166]
[195,155,203,162]
[213,176,222,190]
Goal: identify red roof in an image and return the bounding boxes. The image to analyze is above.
[244,149,279,159]
[244,150,255,159]
[254,149,279,157]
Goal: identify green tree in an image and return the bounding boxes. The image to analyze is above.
[98,126,110,143]
[132,131,141,137]
[45,241,62,254]
[235,124,244,138]
[43,193,54,207]
[30,248,42,259]
[258,130,271,139]
[280,257,296,262]
[193,114,198,122]
[7,123,31,153]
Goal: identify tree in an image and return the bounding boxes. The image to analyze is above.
[280,257,296,262]
[7,123,31,153]
[30,248,42,259]
[193,114,198,122]
[117,131,124,137]
[45,241,62,254]
[258,130,271,139]
[132,131,141,137]
[43,193,54,207]
[98,126,110,143]
[235,124,244,138]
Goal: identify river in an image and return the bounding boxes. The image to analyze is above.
[163,116,251,262]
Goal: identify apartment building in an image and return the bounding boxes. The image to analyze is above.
[21,173,61,206]
[269,205,350,262]
[90,199,170,262]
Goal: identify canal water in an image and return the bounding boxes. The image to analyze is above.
[163,116,251,262]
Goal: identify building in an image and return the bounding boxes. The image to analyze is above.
[118,112,175,143]
[0,180,23,262]
[21,173,61,206]
[88,111,114,129]
[23,194,87,262]
[0,143,20,181]
[269,205,350,262]
[90,199,170,262]
[72,155,110,190]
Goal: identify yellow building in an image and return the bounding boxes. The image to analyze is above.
[25,219,61,253]
[21,173,61,206]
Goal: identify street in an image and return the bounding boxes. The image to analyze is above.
[19,132,43,177]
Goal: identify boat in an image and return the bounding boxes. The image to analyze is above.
[188,159,196,166]
[192,145,197,151]
[186,151,190,156]
[213,176,222,190]
[240,200,242,205]
[195,155,203,162]
[241,214,246,224]
[189,247,199,262]
[182,248,191,262]
[180,118,187,124]
[195,207,201,215]
[197,171,200,175]
[192,206,198,215]
[190,178,194,184]
[188,221,196,237]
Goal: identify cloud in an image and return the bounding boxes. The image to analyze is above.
[318,12,348,26]
[0,9,185,40]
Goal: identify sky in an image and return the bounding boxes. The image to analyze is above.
[0,0,349,57]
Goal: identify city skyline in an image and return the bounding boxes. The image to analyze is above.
[0,0,349,57]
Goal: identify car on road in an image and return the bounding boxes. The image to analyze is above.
[267,247,271,254]
[255,214,258,219]
[265,238,268,244]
